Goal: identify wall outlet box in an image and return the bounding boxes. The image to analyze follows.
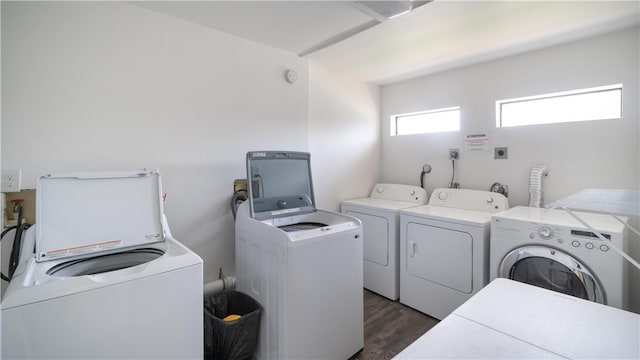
[494,147,509,159]
[2,169,22,193]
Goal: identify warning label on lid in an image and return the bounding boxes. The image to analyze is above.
[40,239,122,260]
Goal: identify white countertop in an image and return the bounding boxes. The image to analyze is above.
[395,278,640,359]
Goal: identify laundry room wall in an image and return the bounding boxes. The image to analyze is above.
[1,0,309,283]
[308,64,381,211]
[1,1,381,286]
[380,26,640,312]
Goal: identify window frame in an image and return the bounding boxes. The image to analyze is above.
[390,106,461,136]
[496,84,623,128]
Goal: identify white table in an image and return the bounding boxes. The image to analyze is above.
[395,278,640,359]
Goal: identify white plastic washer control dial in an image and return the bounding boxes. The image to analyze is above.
[538,226,554,240]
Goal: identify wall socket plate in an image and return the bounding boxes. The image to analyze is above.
[494,147,508,159]
[2,169,22,192]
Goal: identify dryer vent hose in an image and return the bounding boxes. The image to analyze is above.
[528,165,549,208]
[203,275,236,296]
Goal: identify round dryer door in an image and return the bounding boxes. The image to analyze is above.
[499,246,604,304]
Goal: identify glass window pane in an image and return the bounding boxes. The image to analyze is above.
[511,257,588,300]
[497,84,622,127]
[392,107,460,136]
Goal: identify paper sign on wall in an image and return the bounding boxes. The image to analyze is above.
[464,134,490,152]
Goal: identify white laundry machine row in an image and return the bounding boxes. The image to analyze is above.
[399,188,509,320]
[341,184,428,300]
[235,151,363,360]
[1,171,204,359]
[490,206,629,310]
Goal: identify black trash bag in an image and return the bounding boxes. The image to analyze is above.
[204,290,262,360]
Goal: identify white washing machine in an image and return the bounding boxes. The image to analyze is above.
[1,171,204,359]
[399,188,509,320]
[341,184,427,300]
[236,151,363,360]
[490,206,629,310]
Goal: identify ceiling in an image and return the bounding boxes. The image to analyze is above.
[134,1,640,85]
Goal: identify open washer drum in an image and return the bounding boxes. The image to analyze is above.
[35,171,167,275]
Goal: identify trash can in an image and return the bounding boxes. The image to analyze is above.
[204,290,262,360]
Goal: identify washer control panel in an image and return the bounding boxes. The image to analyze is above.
[527,223,613,253]
[429,188,509,213]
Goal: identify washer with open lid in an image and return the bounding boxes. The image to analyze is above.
[1,170,203,359]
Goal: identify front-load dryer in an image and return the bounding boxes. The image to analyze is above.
[341,183,427,300]
[1,171,203,359]
[490,206,628,310]
[399,188,508,320]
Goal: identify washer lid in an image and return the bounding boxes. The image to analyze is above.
[36,170,165,262]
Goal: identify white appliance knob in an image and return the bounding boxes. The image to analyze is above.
[538,226,553,240]
[585,243,595,250]
[437,192,448,200]
[377,186,384,194]
[487,197,494,204]
[410,190,416,196]
[600,245,609,252]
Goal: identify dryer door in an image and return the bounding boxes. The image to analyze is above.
[345,210,389,266]
[499,246,604,304]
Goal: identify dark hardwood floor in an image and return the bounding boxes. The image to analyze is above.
[352,290,439,360]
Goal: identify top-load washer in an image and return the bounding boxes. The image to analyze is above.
[399,188,509,320]
[490,206,629,310]
[235,151,363,360]
[1,171,203,359]
[341,184,427,300]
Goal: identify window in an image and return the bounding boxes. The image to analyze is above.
[391,107,460,136]
[496,84,622,128]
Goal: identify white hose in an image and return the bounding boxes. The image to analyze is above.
[528,165,549,207]
[203,275,236,296]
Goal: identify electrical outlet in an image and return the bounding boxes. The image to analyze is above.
[494,147,508,159]
[2,169,22,192]
[449,148,460,160]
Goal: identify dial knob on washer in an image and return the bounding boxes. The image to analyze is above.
[487,197,494,204]
[538,226,554,240]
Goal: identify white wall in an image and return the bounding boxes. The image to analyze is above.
[1,1,381,285]
[381,26,639,205]
[308,65,381,211]
[1,1,310,282]
[381,26,640,312]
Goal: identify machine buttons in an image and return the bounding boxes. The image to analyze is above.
[487,197,494,204]
[538,226,554,240]
[437,191,448,200]
[377,186,384,194]
[410,190,416,196]
[571,240,581,247]
[585,243,595,250]
[529,233,535,239]
[600,245,609,252]
[557,238,564,244]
